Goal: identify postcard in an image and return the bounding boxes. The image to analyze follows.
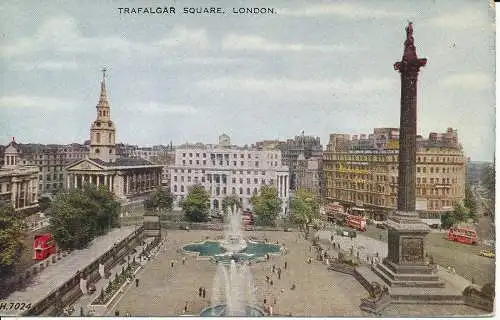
[0,0,496,318]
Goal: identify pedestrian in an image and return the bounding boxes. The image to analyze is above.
[202,287,206,299]
[284,261,287,269]
[269,305,273,316]
[171,260,174,268]
[182,257,186,265]
[273,297,277,305]
[278,268,281,279]
[264,298,267,305]
[272,264,276,273]
[184,301,188,313]
[80,307,84,316]
[135,278,139,287]
[270,280,273,286]
[199,287,203,297]
[115,310,120,316]
[291,283,296,290]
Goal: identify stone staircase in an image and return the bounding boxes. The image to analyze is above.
[372,262,445,288]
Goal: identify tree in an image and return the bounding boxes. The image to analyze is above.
[0,201,26,275]
[440,211,455,229]
[221,195,241,215]
[144,186,173,214]
[481,164,495,218]
[453,203,468,223]
[290,189,320,238]
[182,184,210,222]
[481,164,495,200]
[463,183,477,220]
[250,185,282,226]
[49,184,120,250]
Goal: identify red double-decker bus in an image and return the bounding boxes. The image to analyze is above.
[448,227,478,245]
[33,233,57,260]
[347,215,366,231]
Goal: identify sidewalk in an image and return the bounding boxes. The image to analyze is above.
[3,227,136,316]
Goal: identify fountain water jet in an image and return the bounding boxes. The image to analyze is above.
[200,208,265,316]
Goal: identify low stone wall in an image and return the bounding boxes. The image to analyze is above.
[328,263,355,275]
[23,227,145,316]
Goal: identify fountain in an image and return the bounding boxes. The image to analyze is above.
[198,208,265,316]
[182,209,281,263]
[220,209,248,254]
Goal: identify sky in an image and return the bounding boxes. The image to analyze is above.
[0,0,495,161]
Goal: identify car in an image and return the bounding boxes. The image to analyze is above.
[479,249,495,258]
[376,223,387,229]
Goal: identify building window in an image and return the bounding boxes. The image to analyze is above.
[181,185,184,192]
[232,178,236,183]
[254,178,258,184]
[232,187,236,194]
[239,187,243,195]
[246,188,250,195]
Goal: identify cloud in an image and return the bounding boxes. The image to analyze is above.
[222,34,359,53]
[2,16,209,60]
[281,3,404,19]
[197,77,396,95]
[10,60,80,71]
[0,95,77,110]
[129,102,199,115]
[441,72,492,90]
[162,57,254,66]
[427,9,494,30]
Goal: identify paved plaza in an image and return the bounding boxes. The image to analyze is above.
[113,230,369,317]
[112,229,491,317]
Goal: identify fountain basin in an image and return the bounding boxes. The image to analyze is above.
[200,304,265,317]
[182,240,281,263]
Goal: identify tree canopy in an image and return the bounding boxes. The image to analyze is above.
[441,202,476,229]
[182,184,210,222]
[0,201,26,275]
[144,186,173,214]
[49,184,121,250]
[481,164,495,200]
[250,185,282,226]
[290,188,320,238]
[221,195,241,215]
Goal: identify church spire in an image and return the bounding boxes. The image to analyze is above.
[98,67,109,107]
[90,67,116,162]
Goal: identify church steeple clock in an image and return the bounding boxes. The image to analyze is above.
[89,67,117,162]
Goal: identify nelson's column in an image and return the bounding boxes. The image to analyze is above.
[373,22,444,289]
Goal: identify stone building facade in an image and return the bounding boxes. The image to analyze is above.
[0,139,39,214]
[278,133,323,190]
[18,143,88,196]
[170,137,290,215]
[295,153,323,198]
[66,70,162,204]
[323,127,466,222]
